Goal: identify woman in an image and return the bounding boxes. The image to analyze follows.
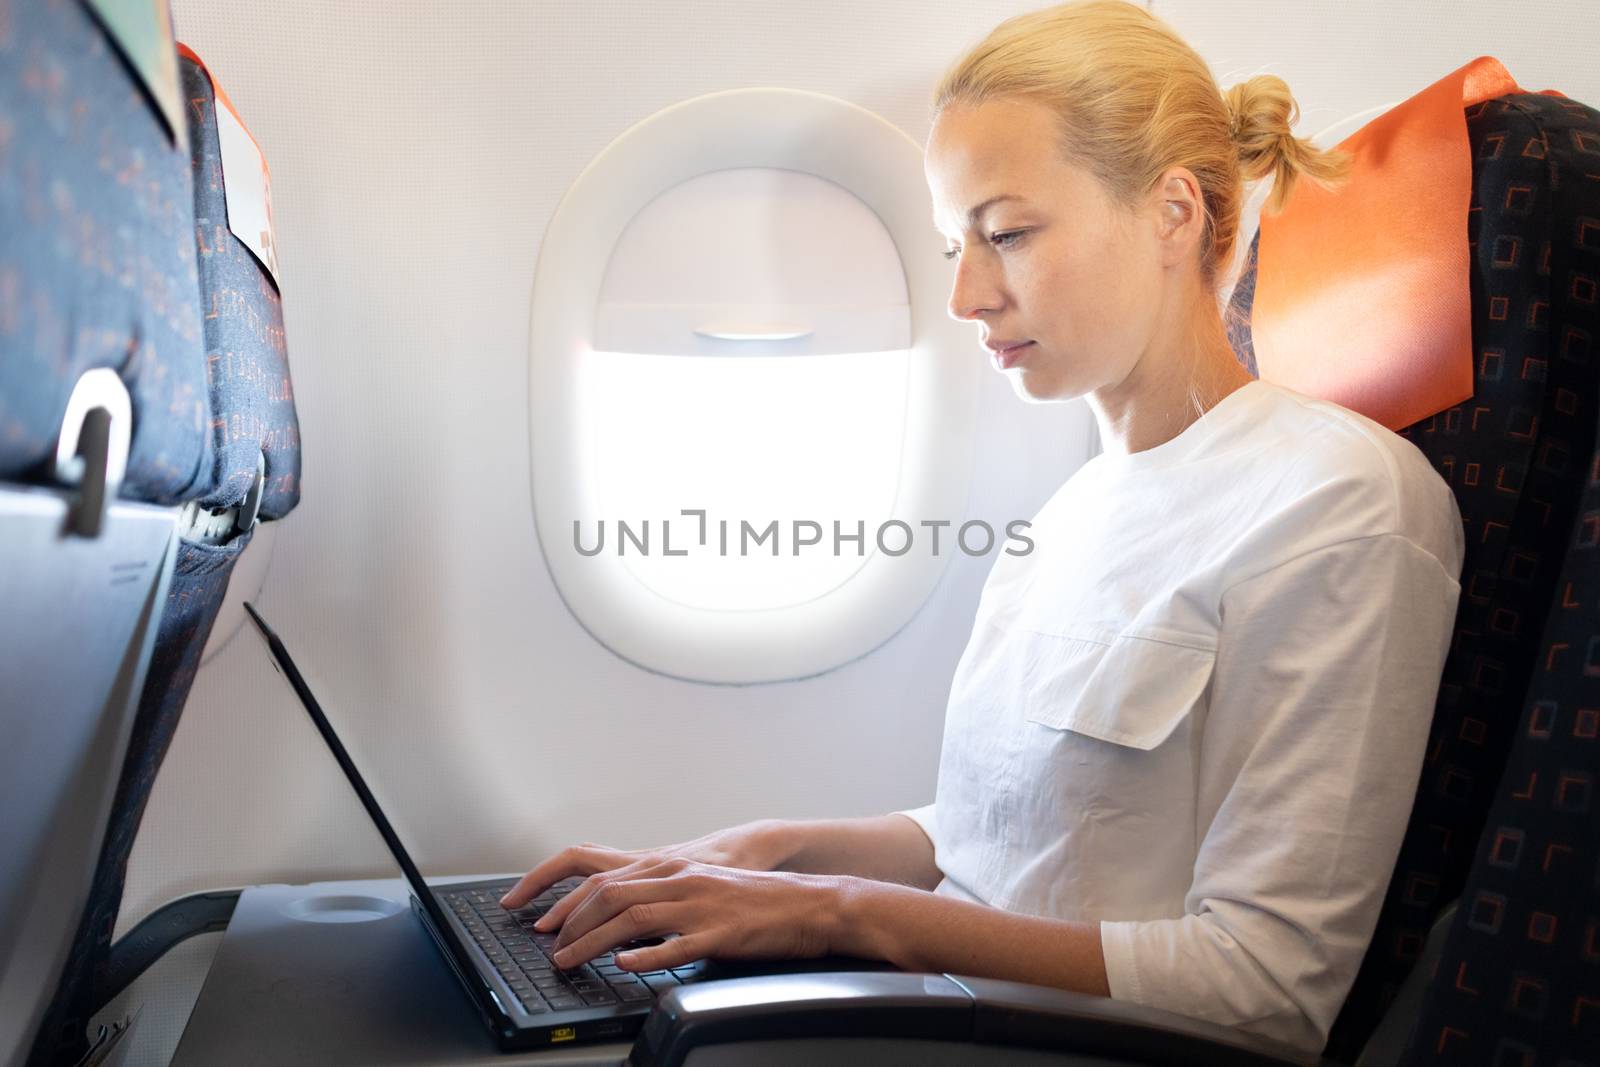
[501,1,1464,1052]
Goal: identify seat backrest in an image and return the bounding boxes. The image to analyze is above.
[1227,90,1600,1063]
[0,4,205,1063]
[11,23,303,1066]
[0,0,210,506]
[1399,90,1600,1067]
[177,45,302,521]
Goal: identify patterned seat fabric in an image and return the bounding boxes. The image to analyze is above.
[1403,91,1600,1067]
[1228,92,1600,1064]
[25,35,303,1067]
[180,53,302,517]
[0,0,210,503]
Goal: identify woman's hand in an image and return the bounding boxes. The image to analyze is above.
[499,820,793,910]
[538,857,848,971]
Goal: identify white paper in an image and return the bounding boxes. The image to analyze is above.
[214,98,281,287]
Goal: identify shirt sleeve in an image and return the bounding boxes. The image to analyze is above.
[892,802,938,851]
[1098,531,1461,1052]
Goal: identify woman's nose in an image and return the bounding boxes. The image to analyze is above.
[947,254,1001,322]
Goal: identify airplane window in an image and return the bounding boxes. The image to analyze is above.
[581,346,908,611]
[581,167,908,613]
[530,92,978,683]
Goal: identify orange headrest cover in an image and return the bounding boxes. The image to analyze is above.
[1253,57,1561,431]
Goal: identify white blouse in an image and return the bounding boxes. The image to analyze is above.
[898,379,1464,1053]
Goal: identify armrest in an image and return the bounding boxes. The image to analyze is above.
[628,971,1321,1067]
[97,889,241,1011]
[628,972,971,1065]
[954,974,1318,1066]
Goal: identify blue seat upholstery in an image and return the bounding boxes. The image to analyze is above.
[1229,91,1600,1064]
[180,53,302,518]
[0,0,210,503]
[19,29,303,1067]
[1402,91,1600,1067]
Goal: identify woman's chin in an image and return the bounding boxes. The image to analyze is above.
[1007,369,1072,404]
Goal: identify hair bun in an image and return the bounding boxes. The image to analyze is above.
[1224,75,1298,174]
[1223,75,1349,213]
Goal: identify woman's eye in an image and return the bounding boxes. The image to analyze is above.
[943,231,1025,261]
[943,232,1025,260]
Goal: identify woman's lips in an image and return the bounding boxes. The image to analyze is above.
[992,341,1034,371]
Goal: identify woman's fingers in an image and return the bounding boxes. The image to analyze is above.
[499,845,631,909]
[552,865,685,951]
[613,931,717,972]
[537,863,836,970]
[550,897,699,970]
[537,856,687,932]
[532,856,653,930]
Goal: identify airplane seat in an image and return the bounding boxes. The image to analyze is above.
[172,43,302,527]
[0,3,212,502]
[3,9,303,1064]
[1,3,205,1065]
[1230,89,1600,1066]
[1390,90,1600,1066]
[629,88,1600,1067]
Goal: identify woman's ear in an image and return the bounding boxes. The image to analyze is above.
[1153,167,1204,266]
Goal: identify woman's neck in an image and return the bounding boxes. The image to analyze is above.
[1088,304,1255,458]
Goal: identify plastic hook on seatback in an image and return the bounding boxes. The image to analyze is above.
[53,368,132,539]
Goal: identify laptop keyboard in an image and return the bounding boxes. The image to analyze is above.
[441,878,703,1016]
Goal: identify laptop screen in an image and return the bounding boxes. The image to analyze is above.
[242,602,505,1019]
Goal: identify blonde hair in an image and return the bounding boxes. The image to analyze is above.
[933,0,1348,290]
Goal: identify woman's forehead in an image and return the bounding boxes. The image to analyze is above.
[928,99,1061,176]
[927,109,1090,235]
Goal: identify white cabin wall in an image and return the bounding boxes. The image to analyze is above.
[126,0,1089,931]
[1151,0,1600,133]
[125,0,1597,932]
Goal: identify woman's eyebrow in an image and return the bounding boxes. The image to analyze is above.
[934,193,1029,235]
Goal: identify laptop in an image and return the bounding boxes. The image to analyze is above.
[242,602,710,1051]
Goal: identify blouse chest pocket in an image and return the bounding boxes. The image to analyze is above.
[1013,628,1218,750]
